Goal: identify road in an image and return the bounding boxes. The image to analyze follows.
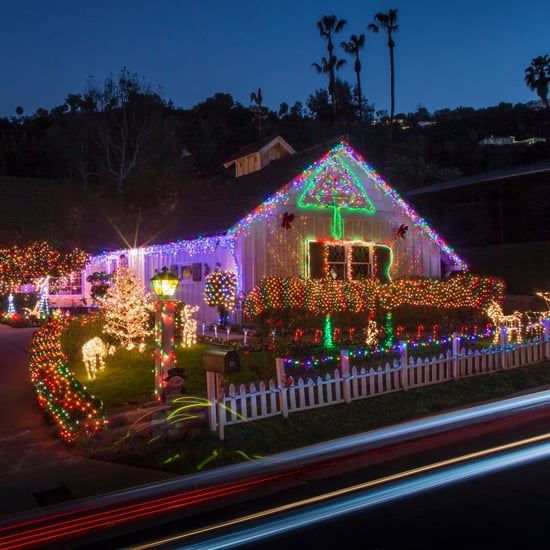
[80,404,549,550]
[2,323,550,549]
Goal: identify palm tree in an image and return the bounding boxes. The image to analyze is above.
[314,15,347,115]
[341,34,366,125]
[524,55,550,109]
[368,9,398,122]
[312,56,346,117]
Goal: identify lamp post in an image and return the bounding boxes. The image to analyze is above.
[150,267,179,401]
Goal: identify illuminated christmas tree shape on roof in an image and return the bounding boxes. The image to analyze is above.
[297,156,376,239]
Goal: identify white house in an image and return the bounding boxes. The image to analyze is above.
[83,138,468,324]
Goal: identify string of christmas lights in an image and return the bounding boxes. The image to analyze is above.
[0,242,88,291]
[29,318,107,442]
[244,274,503,317]
[204,271,237,325]
[230,140,467,273]
[98,264,153,350]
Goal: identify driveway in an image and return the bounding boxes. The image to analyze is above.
[0,324,175,517]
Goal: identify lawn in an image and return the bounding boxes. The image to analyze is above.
[60,319,550,476]
[69,340,278,408]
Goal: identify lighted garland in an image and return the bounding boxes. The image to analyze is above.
[29,317,107,442]
[244,274,504,317]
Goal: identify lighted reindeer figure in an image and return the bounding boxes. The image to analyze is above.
[486,301,523,344]
[82,337,107,380]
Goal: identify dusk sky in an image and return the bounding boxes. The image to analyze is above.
[1,0,548,118]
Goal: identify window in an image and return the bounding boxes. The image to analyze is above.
[350,246,370,279]
[326,245,346,280]
[49,273,83,296]
[309,241,373,280]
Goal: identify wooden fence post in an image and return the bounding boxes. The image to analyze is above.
[399,341,408,391]
[275,358,289,418]
[452,333,460,379]
[543,319,550,360]
[340,349,351,403]
[500,326,507,370]
[206,370,217,432]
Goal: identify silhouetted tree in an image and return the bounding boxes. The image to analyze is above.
[524,55,550,109]
[368,9,399,122]
[341,33,366,145]
[313,15,347,117]
[83,67,168,193]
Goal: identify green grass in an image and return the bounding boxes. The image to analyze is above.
[62,321,550,476]
[70,341,278,408]
[78,357,550,476]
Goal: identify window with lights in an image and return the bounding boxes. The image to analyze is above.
[309,241,377,281]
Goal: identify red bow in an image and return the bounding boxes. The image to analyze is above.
[281,212,294,229]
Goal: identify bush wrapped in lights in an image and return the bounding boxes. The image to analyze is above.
[245,276,379,317]
[29,318,107,443]
[244,274,504,317]
[0,241,89,292]
[203,270,237,326]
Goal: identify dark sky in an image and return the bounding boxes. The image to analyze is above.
[1,0,548,118]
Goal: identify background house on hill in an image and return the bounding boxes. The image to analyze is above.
[222,135,296,177]
[84,138,467,324]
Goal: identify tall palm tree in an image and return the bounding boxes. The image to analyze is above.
[341,34,366,125]
[368,9,398,122]
[524,55,550,109]
[314,15,347,115]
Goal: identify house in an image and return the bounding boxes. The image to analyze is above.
[83,138,467,324]
[404,159,550,294]
[478,135,546,146]
[223,135,296,177]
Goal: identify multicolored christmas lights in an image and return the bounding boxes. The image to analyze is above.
[29,318,107,442]
[297,160,376,239]
[204,270,237,324]
[230,140,467,271]
[244,274,503,317]
[0,242,89,291]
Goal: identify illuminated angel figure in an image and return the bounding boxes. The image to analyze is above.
[23,276,50,319]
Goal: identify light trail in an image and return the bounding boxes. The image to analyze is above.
[0,471,307,549]
[1,389,550,548]
[139,432,550,550]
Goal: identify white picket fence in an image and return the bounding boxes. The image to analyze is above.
[207,327,550,439]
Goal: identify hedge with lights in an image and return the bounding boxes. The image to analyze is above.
[244,274,504,317]
[29,317,108,443]
[0,241,89,291]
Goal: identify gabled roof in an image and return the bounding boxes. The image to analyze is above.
[222,134,295,168]
[102,139,466,271]
[170,138,340,240]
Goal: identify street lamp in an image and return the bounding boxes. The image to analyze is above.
[150,267,179,400]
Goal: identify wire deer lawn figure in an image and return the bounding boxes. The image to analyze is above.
[82,337,107,380]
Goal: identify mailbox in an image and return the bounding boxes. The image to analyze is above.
[203,348,240,374]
